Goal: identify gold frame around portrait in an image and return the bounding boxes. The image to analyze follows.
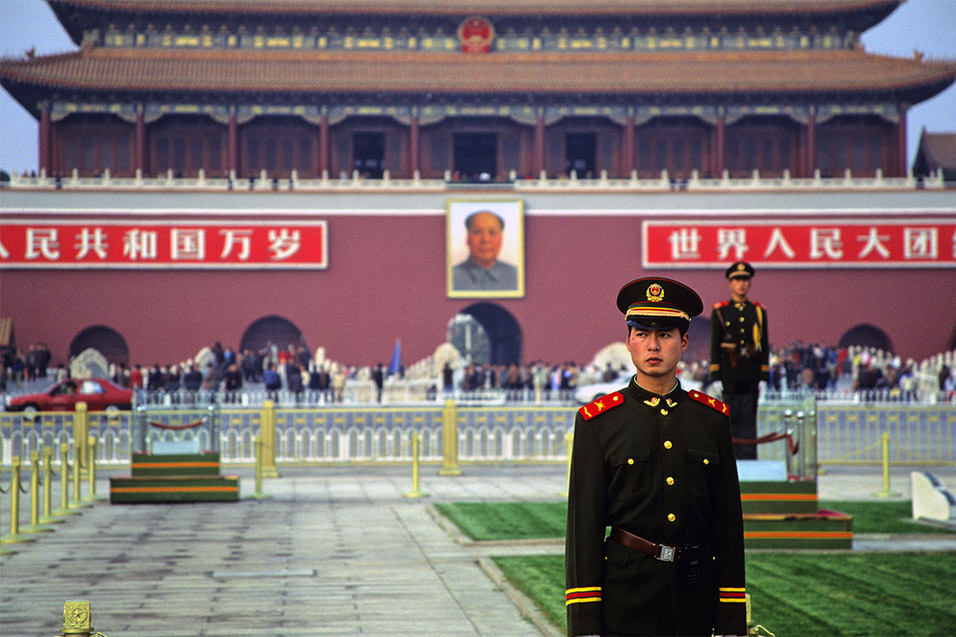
[446,198,525,299]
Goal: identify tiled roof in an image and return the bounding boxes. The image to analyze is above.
[49,0,901,17]
[917,132,956,170]
[3,47,954,98]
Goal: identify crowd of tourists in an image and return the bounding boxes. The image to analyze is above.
[2,339,954,403]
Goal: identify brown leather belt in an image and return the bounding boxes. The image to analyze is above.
[609,527,681,563]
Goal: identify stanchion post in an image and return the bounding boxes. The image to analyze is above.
[83,434,101,503]
[56,600,97,637]
[1,456,36,544]
[249,435,271,500]
[74,402,89,477]
[403,432,428,498]
[54,443,80,517]
[260,400,279,478]
[23,450,53,534]
[70,438,91,509]
[40,446,64,524]
[874,432,901,498]
[560,431,573,497]
[439,398,462,476]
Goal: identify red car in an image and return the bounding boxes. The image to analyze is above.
[4,378,133,414]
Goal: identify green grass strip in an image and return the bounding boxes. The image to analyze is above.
[493,552,956,636]
[435,500,955,541]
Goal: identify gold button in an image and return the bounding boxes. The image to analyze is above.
[627,458,634,465]
[703,458,710,465]
[663,440,673,449]
[667,513,676,522]
[666,476,675,486]
[660,408,668,416]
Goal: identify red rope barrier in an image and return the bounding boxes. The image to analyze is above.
[148,419,204,431]
[733,431,799,455]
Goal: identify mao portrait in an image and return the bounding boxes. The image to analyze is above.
[446,199,524,298]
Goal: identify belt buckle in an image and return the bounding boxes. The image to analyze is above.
[658,545,677,562]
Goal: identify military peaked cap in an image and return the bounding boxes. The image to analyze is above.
[617,277,703,330]
[725,261,755,279]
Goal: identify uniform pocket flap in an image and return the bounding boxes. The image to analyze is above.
[610,448,651,467]
[687,448,719,465]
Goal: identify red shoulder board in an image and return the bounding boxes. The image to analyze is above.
[712,301,729,309]
[687,389,730,416]
[578,392,624,421]
[752,301,763,308]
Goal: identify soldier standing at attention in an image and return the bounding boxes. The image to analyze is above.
[565,277,746,637]
[709,262,769,460]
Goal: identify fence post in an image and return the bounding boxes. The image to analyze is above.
[560,431,573,498]
[874,432,901,498]
[250,435,271,500]
[56,600,98,637]
[439,398,462,476]
[54,443,80,517]
[83,435,101,503]
[403,432,428,498]
[74,402,89,477]
[260,400,279,478]
[23,450,53,534]
[40,446,64,525]
[1,456,35,544]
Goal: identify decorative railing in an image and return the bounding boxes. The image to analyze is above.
[3,166,946,192]
[2,398,953,468]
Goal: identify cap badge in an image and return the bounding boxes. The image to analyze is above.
[646,284,664,302]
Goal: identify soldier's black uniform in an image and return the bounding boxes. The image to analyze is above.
[709,291,769,460]
[565,378,747,636]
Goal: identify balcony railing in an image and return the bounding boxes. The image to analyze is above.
[3,167,946,192]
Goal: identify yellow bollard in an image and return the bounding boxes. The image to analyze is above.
[75,402,89,478]
[403,432,429,499]
[259,400,279,478]
[40,446,65,525]
[560,431,573,497]
[249,435,271,500]
[22,450,53,534]
[54,443,80,517]
[83,434,101,503]
[1,456,36,544]
[874,432,901,498]
[57,600,98,637]
[71,440,92,509]
[438,398,462,476]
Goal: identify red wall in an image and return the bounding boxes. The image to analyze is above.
[2,213,954,368]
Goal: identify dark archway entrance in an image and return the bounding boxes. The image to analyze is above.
[685,316,711,365]
[454,133,497,179]
[239,316,307,354]
[70,325,129,365]
[448,303,522,366]
[838,323,893,352]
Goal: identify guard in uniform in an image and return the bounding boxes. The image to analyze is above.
[565,277,746,637]
[709,262,769,460]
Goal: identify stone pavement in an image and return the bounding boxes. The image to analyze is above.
[2,463,955,637]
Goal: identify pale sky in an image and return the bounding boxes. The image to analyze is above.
[1,0,955,174]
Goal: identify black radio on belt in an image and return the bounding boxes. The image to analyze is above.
[679,543,705,588]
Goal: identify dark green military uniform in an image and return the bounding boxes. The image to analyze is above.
[709,262,769,460]
[565,378,747,636]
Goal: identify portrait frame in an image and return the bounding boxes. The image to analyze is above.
[446,198,525,298]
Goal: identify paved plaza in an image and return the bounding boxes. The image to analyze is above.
[2,463,955,637]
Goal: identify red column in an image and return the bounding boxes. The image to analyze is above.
[38,106,51,175]
[806,114,817,177]
[534,113,545,176]
[622,114,635,176]
[135,112,146,175]
[227,114,238,175]
[409,113,420,177]
[896,109,907,177]
[714,115,726,177]
[319,114,329,177]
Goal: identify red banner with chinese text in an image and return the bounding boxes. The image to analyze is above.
[0,220,327,269]
[643,219,956,268]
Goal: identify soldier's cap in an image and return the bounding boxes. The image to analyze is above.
[725,261,755,280]
[616,277,703,331]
